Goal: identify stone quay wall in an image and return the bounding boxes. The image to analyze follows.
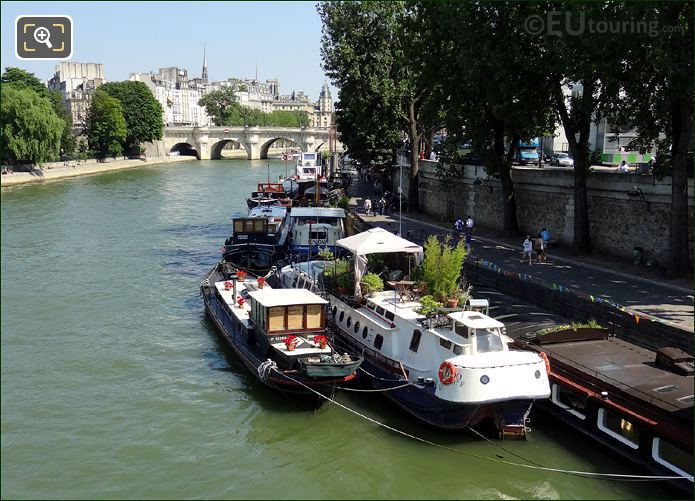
[391,159,694,267]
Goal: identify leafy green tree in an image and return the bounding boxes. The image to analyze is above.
[85,89,127,158]
[603,2,693,277]
[427,2,556,236]
[1,86,64,165]
[318,1,437,210]
[1,67,48,96]
[198,87,239,126]
[100,81,163,155]
[2,67,76,159]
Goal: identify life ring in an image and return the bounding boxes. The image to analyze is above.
[540,351,551,374]
[438,361,457,385]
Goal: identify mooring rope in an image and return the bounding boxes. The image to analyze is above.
[277,370,693,483]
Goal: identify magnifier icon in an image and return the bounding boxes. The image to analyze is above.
[34,27,53,49]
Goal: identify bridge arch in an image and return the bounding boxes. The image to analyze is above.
[169,142,199,159]
[210,139,249,160]
[259,137,302,160]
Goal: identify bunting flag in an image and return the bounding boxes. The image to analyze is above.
[635,316,640,324]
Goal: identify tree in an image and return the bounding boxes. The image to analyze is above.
[318,1,437,210]
[2,67,76,159]
[100,81,163,155]
[85,89,127,158]
[198,87,240,126]
[1,86,64,165]
[604,2,693,277]
[1,67,48,96]
[427,2,556,235]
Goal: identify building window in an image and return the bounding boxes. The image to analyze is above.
[374,334,384,350]
[409,330,422,352]
[597,408,639,449]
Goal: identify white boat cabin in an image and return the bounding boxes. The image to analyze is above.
[288,207,346,254]
[295,152,323,181]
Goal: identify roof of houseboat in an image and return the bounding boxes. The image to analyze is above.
[448,311,505,329]
[248,288,328,307]
[290,207,345,218]
[248,205,287,218]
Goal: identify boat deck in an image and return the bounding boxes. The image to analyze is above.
[472,287,693,421]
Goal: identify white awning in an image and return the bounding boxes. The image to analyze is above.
[336,228,424,295]
[248,288,328,307]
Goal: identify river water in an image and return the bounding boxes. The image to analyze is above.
[1,159,674,499]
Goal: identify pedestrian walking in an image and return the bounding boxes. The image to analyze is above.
[521,235,534,265]
[364,198,373,217]
[454,217,464,233]
[466,215,475,231]
[464,228,473,252]
[534,234,546,264]
[378,196,387,216]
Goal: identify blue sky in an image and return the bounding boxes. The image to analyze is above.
[1,1,337,101]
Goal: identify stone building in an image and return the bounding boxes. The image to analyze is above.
[312,81,334,129]
[47,62,106,127]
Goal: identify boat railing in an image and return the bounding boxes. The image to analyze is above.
[548,350,686,414]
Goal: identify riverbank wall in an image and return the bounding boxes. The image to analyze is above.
[1,155,192,188]
[391,158,694,269]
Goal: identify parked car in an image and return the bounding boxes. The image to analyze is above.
[550,152,574,167]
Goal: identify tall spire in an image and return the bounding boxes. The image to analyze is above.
[201,44,208,83]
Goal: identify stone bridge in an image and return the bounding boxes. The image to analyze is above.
[162,126,336,160]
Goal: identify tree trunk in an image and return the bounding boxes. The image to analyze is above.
[667,97,693,278]
[554,80,593,254]
[495,128,520,236]
[407,101,420,212]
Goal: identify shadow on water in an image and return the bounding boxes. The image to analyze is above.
[199,314,324,414]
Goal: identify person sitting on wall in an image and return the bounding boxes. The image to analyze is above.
[618,160,630,172]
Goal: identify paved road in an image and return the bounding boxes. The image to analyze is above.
[348,176,693,332]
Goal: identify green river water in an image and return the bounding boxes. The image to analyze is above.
[1,159,674,499]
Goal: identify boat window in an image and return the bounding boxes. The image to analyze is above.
[245,220,255,233]
[374,334,384,350]
[347,317,352,328]
[551,384,587,419]
[597,408,639,449]
[234,220,245,233]
[354,321,360,334]
[331,305,337,318]
[439,338,452,350]
[652,438,693,477]
[454,322,469,339]
[267,224,276,235]
[297,277,305,289]
[376,306,385,316]
[307,305,323,329]
[268,307,285,332]
[385,311,395,321]
[409,330,422,352]
[287,305,304,330]
[367,303,375,311]
[310,231,327,240]
[453,344,463,355]
[362,326,369,339]
[475,329,504,353]
[253,220,265,232]
[339,311,344,323]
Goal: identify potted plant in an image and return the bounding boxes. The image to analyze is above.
[415,295,443,328]
[313,334,328,349]
[336,271,354,295]
[257,276,266,289]
[422,235,467,306]
[284,334,299,351]
[361,272,384,297]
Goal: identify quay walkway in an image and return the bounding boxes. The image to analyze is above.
[346,176,694,335]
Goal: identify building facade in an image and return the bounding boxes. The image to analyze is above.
[47,62,106,127]
[130,67,210,127]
